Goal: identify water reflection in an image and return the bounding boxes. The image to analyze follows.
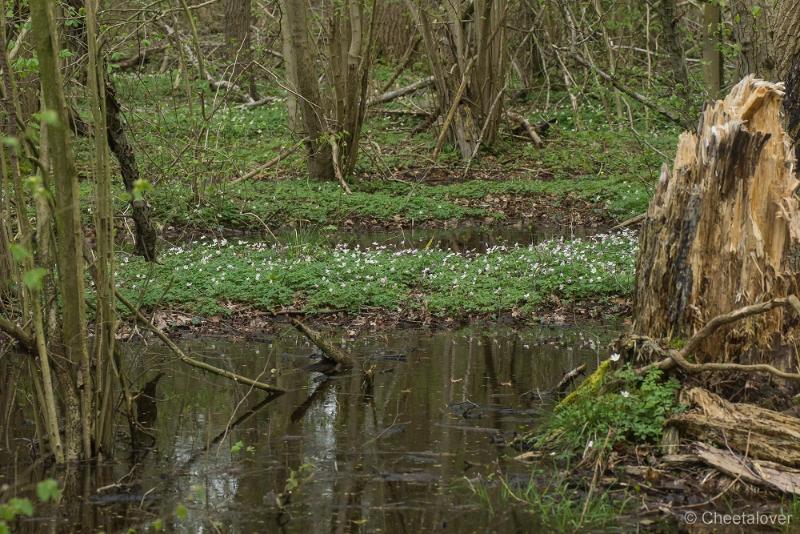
[1,323,619,532]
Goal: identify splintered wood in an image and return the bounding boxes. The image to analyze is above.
[634,76,800,364]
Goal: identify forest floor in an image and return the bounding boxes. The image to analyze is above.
[77,70,680,331]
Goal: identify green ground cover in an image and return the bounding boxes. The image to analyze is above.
[112,230,637,319]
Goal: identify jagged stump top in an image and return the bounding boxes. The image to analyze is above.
[634,76,800,364]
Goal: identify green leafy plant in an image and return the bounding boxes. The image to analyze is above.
[0,479,60,534]
[534,366,684,453]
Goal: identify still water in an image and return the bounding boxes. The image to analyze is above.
[1,323,620,533]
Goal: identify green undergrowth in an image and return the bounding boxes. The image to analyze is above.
[529,365,684,456]
[466,469,630,532]
[72,72,678,231]
[110,230,637,319]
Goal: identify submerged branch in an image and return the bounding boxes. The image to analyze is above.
[290,317,355,368]
[116,290,285,393]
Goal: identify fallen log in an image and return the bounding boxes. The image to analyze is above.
[667,388,800,467]
[290,318,355,368]
[505,110,543,147]
[367,76,434,107]
[694,442,800,495]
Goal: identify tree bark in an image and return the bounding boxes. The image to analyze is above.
[731,0,776,80]
[223,0,257,99]
[774,0,800,81]
[31,0,92,460]
[104,80,158,261]
[633,77,800,368]
[280,0,335,180]
[656,0,691,118]
[703,2,723,98]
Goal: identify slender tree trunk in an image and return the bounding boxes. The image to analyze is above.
[224,0,257,99]
[31,0,92,461]
[703,2,723,98]
[105,81,158,260]
[85,0,116,456]
[280,0,335,180]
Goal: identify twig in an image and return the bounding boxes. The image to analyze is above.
[231,139,305,183]
[505,110,543,147]
[115,289,285,393]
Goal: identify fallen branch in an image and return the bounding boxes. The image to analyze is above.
[640,296,800,380]
[610,213,645,231]
[328,137,352,194]
[231,138,305,184]
[290,317,355,368]
[0,316,35,353]
[116,290,284,393]
[505,110,543,147]
[433,56,477,161]
[555,363,587,393]
[368,76,434,107]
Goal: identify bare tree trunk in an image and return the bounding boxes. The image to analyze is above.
[224,0,257,99]
[280,0,335,180]
[373,0,413,60]
[634,78,800,370]
[703,2,723,98]
[406,0,508,161]
[31,0,92,460]
[657,0,692,117]
[731,0,776,80]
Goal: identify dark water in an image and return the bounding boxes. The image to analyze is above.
[1,323,620,533]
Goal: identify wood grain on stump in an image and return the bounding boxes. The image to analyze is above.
[634,76,800,364]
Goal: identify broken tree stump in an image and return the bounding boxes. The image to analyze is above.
[633,76,800,366]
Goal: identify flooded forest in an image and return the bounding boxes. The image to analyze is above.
[5,0,800,532]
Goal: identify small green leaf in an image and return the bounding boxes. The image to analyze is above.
[23,268,48,291]
[41,110,59,127]
[175,504,188,520]
[230,440,243,454]
[9,244,31,263]
[36,479,60,503]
